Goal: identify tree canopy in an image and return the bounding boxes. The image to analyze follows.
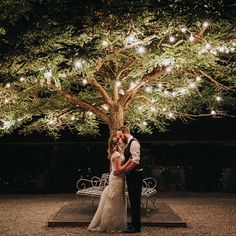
[0,0,235,138]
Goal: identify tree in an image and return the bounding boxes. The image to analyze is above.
[0,1,235,139]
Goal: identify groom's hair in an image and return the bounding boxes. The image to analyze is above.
[118,126,130,134]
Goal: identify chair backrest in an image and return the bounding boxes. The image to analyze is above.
[99,173,110,188]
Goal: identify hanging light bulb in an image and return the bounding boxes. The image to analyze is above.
[189,82,196,88]
[216,96,222,102]
[142,121,148,126]
[168,112,174,118]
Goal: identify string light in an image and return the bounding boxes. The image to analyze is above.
[74,59,83,69]
[119,89,125,95]
[211,110,216,115]
[48,119,56,125]
[179,88,187,95]
[115,80,122,87]
[19,77,25,82]
[4,98,10,104]
[157,83,162,88]
[150,107,156,112]
[181,28,187,33]
[203,21,209,28]
[142,121,148,126]
[137,46,146,54]
[129,81,136,90]
[126,33,137,44]
[102,104,109,111]
[145,86,152,93]
[189,35,195,42]
[5,83,11,88]
[82,79,88,85]
[205,43,211,49]
[165,67,172,73]
[44,70,52,80]
[2,120,12,129]
[196,76,202,82]
[168,112,174,118]
[162,108,167,112]
[216,96,222,102]
[70,116,75,121]
[102,40,109,48]
[189,82,196,88]
[169,36,176,43]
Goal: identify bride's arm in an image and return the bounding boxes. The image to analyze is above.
[114,158,132,175]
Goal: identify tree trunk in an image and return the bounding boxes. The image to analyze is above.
[108,104,124,137]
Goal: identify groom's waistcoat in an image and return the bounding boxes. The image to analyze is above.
[124,138,142,171]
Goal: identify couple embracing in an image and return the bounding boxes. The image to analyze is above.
[88,126,143,233]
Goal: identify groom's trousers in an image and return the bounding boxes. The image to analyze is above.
[126,170,143,230]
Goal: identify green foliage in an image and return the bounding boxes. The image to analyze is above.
[0,2,235,138]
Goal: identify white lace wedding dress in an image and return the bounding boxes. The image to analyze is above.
[87,151,127,232]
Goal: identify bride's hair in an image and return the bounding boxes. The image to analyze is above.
[107,134,123,159]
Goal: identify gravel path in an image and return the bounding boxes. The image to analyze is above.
[0,193,236,236]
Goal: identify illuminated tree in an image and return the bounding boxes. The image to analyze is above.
[0,1,235,138]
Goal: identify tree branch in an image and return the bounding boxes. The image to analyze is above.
[57,89,110,124]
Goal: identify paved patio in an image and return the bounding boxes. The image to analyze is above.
[0,192,236,236]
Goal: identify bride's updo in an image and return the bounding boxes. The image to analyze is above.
[107,134,123,159]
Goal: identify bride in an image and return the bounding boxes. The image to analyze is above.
[87,134,132,232]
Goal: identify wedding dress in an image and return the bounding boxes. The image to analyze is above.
[87,151,127,232]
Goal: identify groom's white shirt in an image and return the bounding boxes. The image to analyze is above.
[127,135,140,164]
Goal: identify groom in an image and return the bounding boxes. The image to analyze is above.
[115,126,143,233]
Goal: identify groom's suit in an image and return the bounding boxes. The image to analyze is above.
[124,136,143,231]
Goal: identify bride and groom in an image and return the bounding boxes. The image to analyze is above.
[87,126,143,233]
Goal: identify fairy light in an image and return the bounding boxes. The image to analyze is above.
[4,98,10,104]
[2,120,12,129]
[19,77,25,82]
[189,82,196,88]
[164,90,169,95]
[74,59,83,69]
[116,80,122,87]
[216,96,222,102]
[70,116,75,121]
[129,81,136,89]
[102,104,109,111]
[137,46,146,54]
[218,46,225,52]
[48,119,56,125]
[230,48,235,52]
[171,92,177,97]
[168,112,174,118]
[150,107,156,112]
[119,89,125,95]
[162,108,167,112]
[189,35,195,42]
[205,43,211,49]
[126,33,137,44]
[5,83,11,88]
[169,36,176,43]
[151,98,156,103]
[82,79,88,85]
[211,110,216,115]
[157,83,162,88]
[196,76,202,82]
[203,21,209,28]
[181,28,187,33]
[179,88,187,94]
[102,40,109,48]
[142,121,148,126]
[145,86,152,93]
[165,67,172,73]
[44,70,52,80]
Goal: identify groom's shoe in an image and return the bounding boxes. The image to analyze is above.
[124,226,141,233]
